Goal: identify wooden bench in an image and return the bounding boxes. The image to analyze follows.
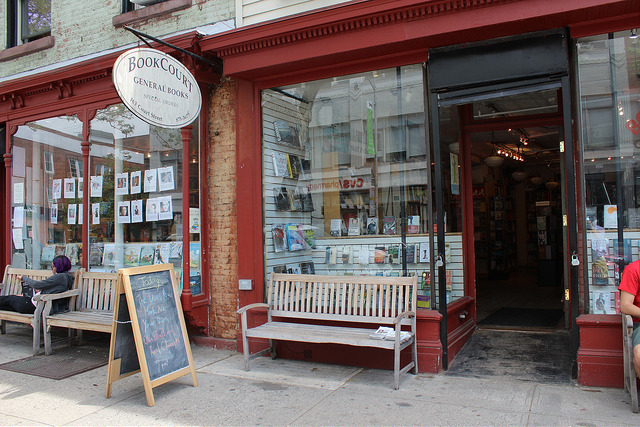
[623,314,639,412]
[237,273,418,389]
[0,266,55,354]
[41,270,118,355]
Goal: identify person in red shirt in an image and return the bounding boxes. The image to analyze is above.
[619,259,640,377]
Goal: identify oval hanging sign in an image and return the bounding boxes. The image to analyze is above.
[113,48,201,129]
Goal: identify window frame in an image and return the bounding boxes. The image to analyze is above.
[6,0,52,48]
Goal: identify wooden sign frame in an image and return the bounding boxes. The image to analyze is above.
[106,264,198,406]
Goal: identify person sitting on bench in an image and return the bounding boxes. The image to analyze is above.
[620,259,640,377]
[0,256,74,314]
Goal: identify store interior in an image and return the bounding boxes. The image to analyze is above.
[459,88,567,330]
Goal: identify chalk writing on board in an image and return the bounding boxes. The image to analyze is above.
[129,270,189,381]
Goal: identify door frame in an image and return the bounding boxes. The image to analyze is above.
[429,77,579,373]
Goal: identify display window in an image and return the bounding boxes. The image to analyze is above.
[261,64,464,308]
[577,31,640,314]
[10,105,202,294]
[10,116,84,269]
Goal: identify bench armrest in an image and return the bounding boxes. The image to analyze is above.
[237,303,269,315]
[393,310,416,325]
[35,289,81,302]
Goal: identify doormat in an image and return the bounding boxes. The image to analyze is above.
[478,307,563,328]
[0,345,109,380]
[446,329,572,384]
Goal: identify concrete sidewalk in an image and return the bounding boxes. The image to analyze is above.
[0,323,637,427]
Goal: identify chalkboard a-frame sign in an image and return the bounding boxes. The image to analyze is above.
[105,264,198,407]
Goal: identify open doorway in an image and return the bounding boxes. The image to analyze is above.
[463,88,567,330]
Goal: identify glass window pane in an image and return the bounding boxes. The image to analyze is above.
[23,0,51,40]
[11,116,83,270]
[577,31,640,314]
[262,65,438,306]
[88,104,201,294]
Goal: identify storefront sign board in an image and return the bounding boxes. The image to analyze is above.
[112,48,201,129]
[106,264,198,407]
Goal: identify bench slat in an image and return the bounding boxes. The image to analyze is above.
[245,321,413,349]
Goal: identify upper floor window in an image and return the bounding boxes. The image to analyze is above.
[6,0,51,48]
[122,0,166,13]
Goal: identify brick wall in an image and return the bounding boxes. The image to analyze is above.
[207,77,238,339]
[1,0,234,79]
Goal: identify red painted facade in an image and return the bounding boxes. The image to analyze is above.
[1,0,639,386]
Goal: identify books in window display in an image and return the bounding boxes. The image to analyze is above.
[287,224,308,251]
[273,187,291,211]
[271,224,287,252]
[273,121,300,147]
[383,216,396,235]
[300,261,315,274]
[88,243,104,266]
[304,228,316,249]
[298,187,314,212]
[271,152,290,178]
[287,155,301,180]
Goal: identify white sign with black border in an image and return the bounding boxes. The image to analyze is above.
[113,48,202,129]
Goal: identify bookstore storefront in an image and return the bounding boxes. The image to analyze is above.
[202,0,639,382]
[1,54,212,332]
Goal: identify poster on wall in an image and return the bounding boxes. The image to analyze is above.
[12,228,23,250]
[603,204,618,228]
[131,200,143,223]
[144,169,157,193]
[90,175,103,198]
[189,208,200,233]
[50,204,58,224]
[118,201,131,224]
[115,173,129,196]
[52,179,62,200]
[92,203,101,225]
[64,178,76,199]
[593,291,612,314]
[68,204,77,225]
[13,182,24,204]
[130,171,142,194]
[13,206,24,228]
[78,204,83,225]
[146,198,159,222]
[158,167,175,192]
[158,196,173,221]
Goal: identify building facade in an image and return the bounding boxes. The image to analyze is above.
[2,0,639,386]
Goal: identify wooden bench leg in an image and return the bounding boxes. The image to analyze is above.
[411,337,418,375]
[270,339,277,360]
[44,319,53,356]
[394,342,400,390]
[242,329,251,371]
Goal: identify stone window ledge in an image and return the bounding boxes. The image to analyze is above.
[0,36,55,62]
[113,0,192,27]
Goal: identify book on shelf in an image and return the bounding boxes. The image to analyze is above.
[388,245,400,264]
[273,120,300,147]
[271,152,290,178]
[298,187,314,212]
[288,188,302,211]
[300,261,315,274]
[407,215,420,234]
[286,263,302,274]
[406,244,415,264]
[272,224,287,252]
[593,290,612,314]
[273,187,291,211]
[348,217,361,236]
[359,247,369,265]
[286,224,308,251]
[273,265,287,274]
[299,158,311,180]
[382,216,396,235]
[304,228,316,249]
[330,219,342,236]
[366,217,378,234]
[374,246,386,264]
[342,246,352,264]
[287,154,301,179]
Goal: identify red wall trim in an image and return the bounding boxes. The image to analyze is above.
[576,314,623,387]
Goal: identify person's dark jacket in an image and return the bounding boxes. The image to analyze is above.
[22,272,74,314]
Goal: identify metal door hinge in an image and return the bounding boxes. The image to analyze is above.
[559,140,565,153]
[565,289,570,301]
